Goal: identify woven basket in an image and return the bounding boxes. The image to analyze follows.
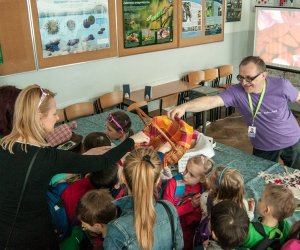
[134,107,194,166]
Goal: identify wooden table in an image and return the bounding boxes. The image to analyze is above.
[124,80,200,103]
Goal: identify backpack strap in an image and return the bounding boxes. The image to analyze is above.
[173,174,185,199]
[251,221,284,250]
[157,200,176,250]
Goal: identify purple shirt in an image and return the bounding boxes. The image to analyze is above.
[219,76,300,151]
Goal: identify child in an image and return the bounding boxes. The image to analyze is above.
[76,189,117,249]
[61,132,118,223]
[194,166,254,247]
[282,221,300,250]
[207,200,250,250]
[242,183,296,249]
[163,154,214,250]
[106,111,133,144]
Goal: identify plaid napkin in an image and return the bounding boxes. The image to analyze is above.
[45,122,76,147]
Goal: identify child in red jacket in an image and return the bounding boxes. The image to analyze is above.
[163,155,213,250]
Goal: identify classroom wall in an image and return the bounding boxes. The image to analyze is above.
[0,1,254,108]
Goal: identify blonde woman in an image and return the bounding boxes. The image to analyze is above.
[104,148,183,250]
[0,84,149,250]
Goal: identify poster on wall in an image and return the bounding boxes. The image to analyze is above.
[182,0,202,38]
[122,0,174,49]
[205,0,223,35]
[226,0,242,22]
[36,0,110,58]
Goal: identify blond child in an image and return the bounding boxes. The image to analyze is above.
[163,154,213,250]
[242,184,296,249]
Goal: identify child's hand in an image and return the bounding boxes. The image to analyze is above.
[248,198,255,212]
[191,193,201,208]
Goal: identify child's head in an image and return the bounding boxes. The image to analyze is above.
[76,189,117,235]
[183,155,214,185]
[83,132,111,151]
[122,148,162,250]
[257,184,296,221]
[210,200,250,250]
[89,163,118,189]
[106,111,133,141]
[209,166,245,208]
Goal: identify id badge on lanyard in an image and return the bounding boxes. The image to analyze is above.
[247,81,266,138]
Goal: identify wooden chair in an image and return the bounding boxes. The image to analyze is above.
[97,91,123,112]
[64,102,94,121]
[187,70,205,85]
[216,65,235,117]
[56,109,66,124]
[216,64,233,88]
[127,101,149,116]
[203,68,219,87]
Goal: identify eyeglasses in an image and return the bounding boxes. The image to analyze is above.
[236,72,262,83]
[38,88,49,108]
[107,112,124,133]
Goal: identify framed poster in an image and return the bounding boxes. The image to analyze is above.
[178,0,203,47]
[117,0,178,56]
[226,0,242,22]
[31,0,117,69]
[202,0,224,44]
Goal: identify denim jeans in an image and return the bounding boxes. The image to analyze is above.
[253,139,300,169]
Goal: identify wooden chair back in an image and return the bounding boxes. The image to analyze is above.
[188,70,205,84]
[97,91,123,112]
[218,64,233,86]
[127,101,148,112]
[56,109,66,124]
[65,102,94,121]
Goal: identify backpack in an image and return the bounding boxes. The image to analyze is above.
[251,221,284,250]
[47,182,71,241]
[160,174,186,203]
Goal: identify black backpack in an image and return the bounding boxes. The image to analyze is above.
[251,221,284,250]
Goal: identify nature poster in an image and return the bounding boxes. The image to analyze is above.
[122,0,174,48]
[205,0,223,35]
[182,0,202,38]
[226,0,242,22]
[36,0,110,58]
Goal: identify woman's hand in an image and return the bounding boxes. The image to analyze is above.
[130,131,150,145]
[83,146,112,155]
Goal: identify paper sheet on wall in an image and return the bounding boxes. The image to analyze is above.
[177,132,215,173]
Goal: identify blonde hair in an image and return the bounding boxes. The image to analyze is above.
[264,184,296,221]
[188,155,214,178]
[123,148,162,250]
[1,84,55,153]
[209,166,246,210]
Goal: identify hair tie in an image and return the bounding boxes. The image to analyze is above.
[218,167,229,188]
[142,155,155,168]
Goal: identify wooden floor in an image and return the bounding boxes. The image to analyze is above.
[202,110,300,157]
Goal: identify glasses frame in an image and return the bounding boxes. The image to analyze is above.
[38,88,49,108]
[107,112,124,134]
[236,72,262,83]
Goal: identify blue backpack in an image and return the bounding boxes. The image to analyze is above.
[46,182,71,241]
[160,174,186,204]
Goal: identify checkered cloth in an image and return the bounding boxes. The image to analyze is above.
[45,123,76,147]
[142,115,196,166]
[143,115,195,149]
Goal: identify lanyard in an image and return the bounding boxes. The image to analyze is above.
[247,81,266,125]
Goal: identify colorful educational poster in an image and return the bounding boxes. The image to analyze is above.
[226,0,242,22]
[36,0,110,58]
[122,0,174,49]
[205,0,223,35]
[182,0,202,38]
